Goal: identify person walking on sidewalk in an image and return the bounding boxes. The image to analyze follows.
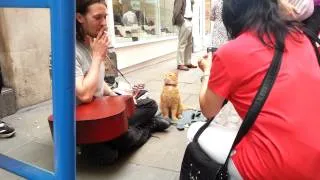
[210,0,228,52]
[172,0,197,71]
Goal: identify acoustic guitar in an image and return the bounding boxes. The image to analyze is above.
[48,95,135,144]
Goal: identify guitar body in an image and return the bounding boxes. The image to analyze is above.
[48,95,134,144]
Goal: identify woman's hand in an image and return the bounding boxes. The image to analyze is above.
[198,54,212,74]
[88,28,109,62]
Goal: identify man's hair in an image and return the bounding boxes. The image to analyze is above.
[76,0,107,41]
[222,0,299,49]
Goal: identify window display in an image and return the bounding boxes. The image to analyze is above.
[112,0,177,43]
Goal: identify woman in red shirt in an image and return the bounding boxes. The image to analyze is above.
[189,0,320,179]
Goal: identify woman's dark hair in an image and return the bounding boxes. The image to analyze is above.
[76,0,107,41]
[222,0,299,49]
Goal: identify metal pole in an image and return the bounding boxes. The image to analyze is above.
[0,0,49,8]
[50,0,76,179]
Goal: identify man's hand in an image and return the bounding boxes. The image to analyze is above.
[198,54,212,74]
[87,28,109,62]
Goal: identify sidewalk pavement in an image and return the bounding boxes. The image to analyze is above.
[0,52,241,180]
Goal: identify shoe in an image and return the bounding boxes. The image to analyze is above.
[185,64,197,68]
[0,122,15,138]
[177,65,189,71]
[150,115,170,132]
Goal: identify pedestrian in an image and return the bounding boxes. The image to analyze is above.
[209,0,228,53]
[172,0,198,71]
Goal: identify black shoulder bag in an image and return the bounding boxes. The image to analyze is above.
[180,40,285,180]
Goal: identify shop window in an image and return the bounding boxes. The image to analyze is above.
[112,0,177,43]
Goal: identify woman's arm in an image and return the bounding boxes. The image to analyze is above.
[198,56,225,119]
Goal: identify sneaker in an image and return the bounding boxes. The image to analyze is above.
[0,122,15,138]
[150,115,170,132]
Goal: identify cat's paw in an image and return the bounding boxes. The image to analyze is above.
[172,117,179,121]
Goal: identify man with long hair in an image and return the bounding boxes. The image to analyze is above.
[75,0,170,165]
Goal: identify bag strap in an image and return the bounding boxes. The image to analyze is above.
[193,99,228,141]
[302,27,320,66]
[221,41,284,172]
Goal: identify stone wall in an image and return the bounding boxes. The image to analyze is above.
[0,8,51,109]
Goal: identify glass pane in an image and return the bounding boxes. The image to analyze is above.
[112,0,177,44]
[159,0,178,37]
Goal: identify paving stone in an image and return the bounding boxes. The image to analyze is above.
[77,160,178,180]
[5,141,54,171]
[125,126,188,172]
[0,131,33,154]
[0,169,25,180]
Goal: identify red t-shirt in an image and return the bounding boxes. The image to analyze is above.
[208,32,320,179]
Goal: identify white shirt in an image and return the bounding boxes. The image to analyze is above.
[75,41,105,105]
[184,0,193,18]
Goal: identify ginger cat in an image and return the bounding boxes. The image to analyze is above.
[160,72,183,121]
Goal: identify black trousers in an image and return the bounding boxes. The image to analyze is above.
[80,98,158,163]
[108,98,158,151]
[128,98,158,127]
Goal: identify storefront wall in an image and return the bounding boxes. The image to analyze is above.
[0,9,51,108]
[115,38,177,69]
